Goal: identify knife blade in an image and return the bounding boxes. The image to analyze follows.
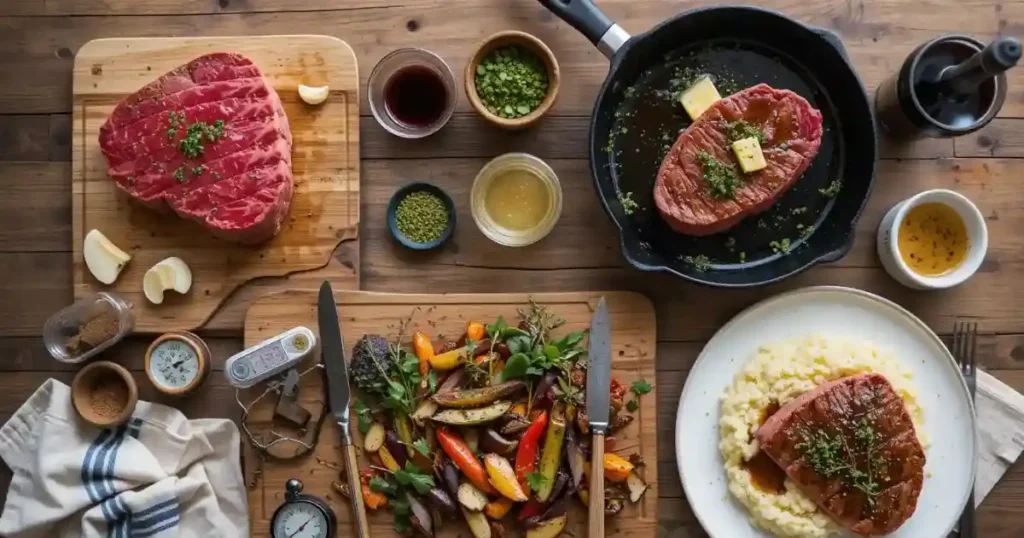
[586,296,612,434]
[317,281,371,538]
[317,281,352,444]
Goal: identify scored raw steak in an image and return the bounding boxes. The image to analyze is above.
[98,52,293,244]
[755,373,926,536]
[654,83,823,235]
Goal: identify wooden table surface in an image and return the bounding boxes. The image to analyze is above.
[1,0,1022,536]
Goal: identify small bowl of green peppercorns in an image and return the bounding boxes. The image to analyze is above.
[466,31,560,130]
[387,182,456,250]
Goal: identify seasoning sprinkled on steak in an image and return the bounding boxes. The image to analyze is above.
[98,53,293,244]
[755,373,926,536]
[654,84,823,236]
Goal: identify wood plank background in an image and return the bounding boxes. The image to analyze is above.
[0,0,1022,536]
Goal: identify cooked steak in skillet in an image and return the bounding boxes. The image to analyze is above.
[755,373,926,536]
[653,84,823,235]
[98,53,293,244]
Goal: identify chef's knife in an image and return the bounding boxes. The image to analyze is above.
[318,281,370,538]
[586,297,612,537]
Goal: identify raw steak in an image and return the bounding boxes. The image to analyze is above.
[755,373,926,536]
[98,52,293,244]
[653,84,823,235]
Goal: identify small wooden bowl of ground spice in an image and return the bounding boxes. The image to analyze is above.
[387,182,456,250]
[71,361,138,427]
[466,31,560,129]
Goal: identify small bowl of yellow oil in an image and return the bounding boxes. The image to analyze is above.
[877,189,988,290]
[470,153,562,247]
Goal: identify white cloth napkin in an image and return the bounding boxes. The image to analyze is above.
[975,369,1024,504]
[0,379,249,538]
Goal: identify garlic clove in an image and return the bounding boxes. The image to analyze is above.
[298,84,330,105]
[83,229,132,285]
[142,257,192,305]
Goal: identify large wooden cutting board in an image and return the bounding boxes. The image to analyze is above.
[242,290,658,538]
[72,36,360,333]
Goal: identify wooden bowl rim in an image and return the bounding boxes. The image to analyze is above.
[71,360,139,427]
[465,30,561,130]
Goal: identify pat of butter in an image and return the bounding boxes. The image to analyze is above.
[679,77,722,120]
[731,137,767,173]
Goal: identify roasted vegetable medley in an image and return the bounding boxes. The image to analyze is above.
[340,302,652,537]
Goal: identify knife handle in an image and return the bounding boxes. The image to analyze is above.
[589,432,605,537]
[343,442,371,538]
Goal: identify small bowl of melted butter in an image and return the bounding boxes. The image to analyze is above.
[471,153,562,247]
[877,189,988,289]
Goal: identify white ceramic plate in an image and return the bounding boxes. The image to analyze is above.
[676,286,976,538]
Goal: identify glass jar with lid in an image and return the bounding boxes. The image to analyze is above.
[43,292,134,364]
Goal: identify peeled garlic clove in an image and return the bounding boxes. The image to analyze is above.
[298,84,329,105]
[143,257,192,304]
[83,229,132,285]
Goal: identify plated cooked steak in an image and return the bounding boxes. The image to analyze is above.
[653,84,823,235]
[755,373,926,536]
[99,53,293,244]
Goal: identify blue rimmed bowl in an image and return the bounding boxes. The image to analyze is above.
[387,182,456,250]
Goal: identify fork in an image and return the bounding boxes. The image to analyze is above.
[952,321,978,538]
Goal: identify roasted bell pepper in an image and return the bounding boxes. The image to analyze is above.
[485,454,528,501]
[466,321,486,342]
[413,331,435,376]
[361,481,387,509]
[485,497,514,520]
[517,499,545,522]
[514,410,548,491]
[436,428,495,494]
[535,408,565,501]
[603,453,634,483]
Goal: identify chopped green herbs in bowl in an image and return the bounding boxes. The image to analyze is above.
[387,183,456,250]
[466,31,560,129]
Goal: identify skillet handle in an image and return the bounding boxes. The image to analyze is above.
[812,27,851,61]
[537,0,630,58]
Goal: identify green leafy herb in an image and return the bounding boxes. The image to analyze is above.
[390,495,411,533]
[553,376,584,407]
[819,180,842,198]
[526,472,549,493]
[394,462,435,495]
[166,127,176,139]
[684,254,713,272]
[796,418,886,507]
[191,165,205,177]
[427,369,437,394]
[353,399,373,435]
[631,379,653,395]
[696,150,741,200]
[618,191,639,215]
[412,438,431,457]
[177,120,226,159]
[723,119,765,145]
[770,238,792,254]
[369,476,397,496]
[173,168,185,183]
[626,398,639,412]
[475,45,550,119]
[800,225,815,240]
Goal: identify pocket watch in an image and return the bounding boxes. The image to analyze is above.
[270,479,336,538]
[144,331,211,396]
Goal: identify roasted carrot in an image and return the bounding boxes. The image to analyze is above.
[412,331,435,376]
[436,428,495,494]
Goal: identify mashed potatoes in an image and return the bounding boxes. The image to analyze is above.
[719,335,926,538]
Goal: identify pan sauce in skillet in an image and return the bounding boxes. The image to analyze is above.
[605,41,841,270]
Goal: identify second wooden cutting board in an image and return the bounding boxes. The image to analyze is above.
[72,36,360,333]
[242,290,659,538]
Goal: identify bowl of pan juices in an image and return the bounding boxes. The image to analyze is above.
[470,153,562,246]
[877,189,987,290]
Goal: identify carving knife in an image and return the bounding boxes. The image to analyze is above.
[317,281,370,538]
[586,296,612,537]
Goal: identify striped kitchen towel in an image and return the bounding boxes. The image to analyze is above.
[0,379,249,537]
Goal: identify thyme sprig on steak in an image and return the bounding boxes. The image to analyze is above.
[796,417,886,507]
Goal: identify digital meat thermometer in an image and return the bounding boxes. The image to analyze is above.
[225,327,317,388]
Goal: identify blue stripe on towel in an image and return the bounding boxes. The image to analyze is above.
[131,499,178,521]
[131,506,179,534]
[82,428,115,503]
[132,515,180,538]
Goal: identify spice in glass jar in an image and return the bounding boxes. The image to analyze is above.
[474,46,549,119]
[66,310,120,355]
[395,191,450,243]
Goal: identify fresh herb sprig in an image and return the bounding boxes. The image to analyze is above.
[795,418,886,507]
[626,379,653,412]
[368,462,435,532]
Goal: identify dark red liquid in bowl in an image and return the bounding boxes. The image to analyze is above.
[384,66,449,127]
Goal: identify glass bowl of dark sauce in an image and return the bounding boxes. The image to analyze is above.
[369,48,457,139]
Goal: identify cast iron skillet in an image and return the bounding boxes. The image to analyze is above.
[538,0,878,287]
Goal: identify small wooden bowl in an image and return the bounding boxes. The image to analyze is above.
[465,31,560,130]
[71,361,138,427]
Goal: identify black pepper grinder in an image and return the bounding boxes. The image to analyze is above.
[876,35,1021,139]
